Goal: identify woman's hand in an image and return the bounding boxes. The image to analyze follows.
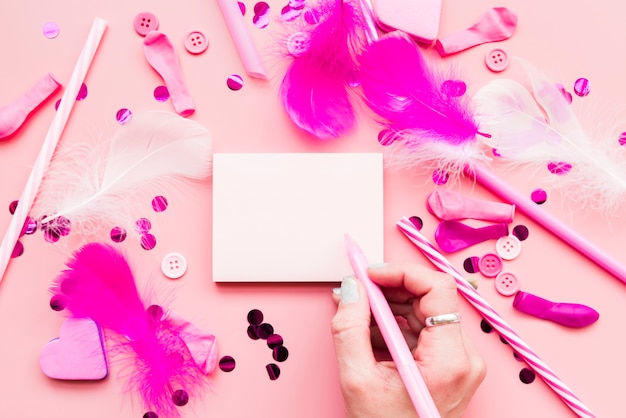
[331,262,486,418]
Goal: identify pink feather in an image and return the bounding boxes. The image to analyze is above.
[358,32,489,176]
[51,243,206,418]
[279,0,369,139]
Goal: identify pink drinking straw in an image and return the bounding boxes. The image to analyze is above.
[0,17,107,284]
[396,217,596,418]
[466,164,626,284]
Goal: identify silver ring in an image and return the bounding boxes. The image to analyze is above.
[425,312,461,327]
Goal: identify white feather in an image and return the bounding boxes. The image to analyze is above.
[31,111,213,239]
[473,59,626,211]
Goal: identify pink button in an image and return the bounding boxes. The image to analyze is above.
[134,12,159,36]
[287,32,309,57]
[161,253,187,279]
[496,235,521,260]
[478,253,503,278]
[184,31,209,54]
[495,272,520,296]
[485,48,509,72]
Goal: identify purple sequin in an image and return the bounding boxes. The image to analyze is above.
[273,345,289,362]
[141,233,157,250]
[8,200,18,214]
[267,334,283,349]
[441,80,467,97]
[531,189,547,204]
[152,195,169,212]
[238,1,246,14]
[573,78,590,97]
[11,241,24,258]
[22,217,37,235]
[219,355,236,372]
[227,74,244,91]
[377,129,396,146]
[76,83,88,101]
[143,412,158,418]
[247,325,261,340]
[253,2,271,28]
[619,132,626,146]
[480,319,493,333]
[247,309,264,325]
[135,218,152,233]
[547,161,572,175]
[116,108,133,124]
[463,256,480,274]
[519,367,536,384]
[172,389,189,406]
[43,22,60,39]
[304,8,321,24]
[432,169,449,185]
[154,86,170,102]
[512,225,529,241]
[408,216,423,231]
[257,323,274,339]
[266,363,281,380]
[110,227,127,243]
[50,295,66,311]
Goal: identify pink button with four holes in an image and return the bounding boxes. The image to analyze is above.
[134,12,159,36]
[485,48,509,72]
[496,235,522,260]
[478,253,503,278]
[495,272,520,296]
[184,31,209,54]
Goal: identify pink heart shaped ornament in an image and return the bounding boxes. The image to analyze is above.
[40,317,108,380]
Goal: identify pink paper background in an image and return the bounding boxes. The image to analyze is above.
[1,0,626,416]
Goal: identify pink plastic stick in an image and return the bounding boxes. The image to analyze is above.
[467,164,626,284]
[397,217,596,418]
[216,0,268,80]
[0,18,107,285]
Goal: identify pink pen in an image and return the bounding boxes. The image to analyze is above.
[344,234,441,418]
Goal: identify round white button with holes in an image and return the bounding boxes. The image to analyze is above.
[161,252,187,279]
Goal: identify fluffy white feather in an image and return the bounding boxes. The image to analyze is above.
[474,59,626,211]
[31,111,213,239]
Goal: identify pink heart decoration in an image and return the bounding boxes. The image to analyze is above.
[40,317,108,380]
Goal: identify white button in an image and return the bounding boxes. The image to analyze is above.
[496,235,521,260]
[287,32,309,57]
[161,253,187,279]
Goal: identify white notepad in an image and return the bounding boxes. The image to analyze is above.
[212,153,384,282]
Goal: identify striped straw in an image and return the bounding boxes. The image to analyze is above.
[397,217,595,418]
[0,18,107,284]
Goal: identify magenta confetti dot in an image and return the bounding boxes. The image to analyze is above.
[519,367,536,384]
[267,334,283,349]
[20,216,37,237]
[247,325,260,340]
[513,351,524,362]
[57,216,71,236]
[172,389,189,406]
[55,99,61,110]
[152,195,169,212]
[257,323,274,339]
[143,412,158,418]
[512,225,529,241]
[531,188,547,204]
[247,308,264,325]
[141,233,157,250]
[441,80,467,97]
[116,108,132,124]
[238,1,246,14]
[219,355,236,372]
[44,228,61,243]
[480,319,493,333]
[573,78,590,97]
[50,295,66,311]
[304,8,321,24]
[281,5,303,21]
[9,200,18,214]
[43,22,60,39]
[619,132,626,146]
[76,83,88,101]
[547,161,572,175]
[110,226,127,243]
[273,345,289,362]
[266,363,281,380]
[377,129,396,146]
[154,85,170,102]
[135,218,152,233]
[11,240,24,258]
[253,2,271,28]
[147,304,164,322]
[408,216,423,231]
[289,0,306,8]
[227,74,244,91]
[463,256,480,274]
[432,168,449,185]
[492,148,502,158]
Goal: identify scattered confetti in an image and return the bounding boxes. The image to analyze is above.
[463,256,480,273]
[266,363,281,380]
[512,225,529,241]
[531,188,547,204]
[432,168,449,185]
[42,22,60,39]
[219,355,236,372]
[152,195,169,212]
[547,161,572,175]
[227,74,244,91]
[76,83,88,101]
[441,80,467,97]
[140,233,157,250]
[154,85,170,102]
[172,389,189,406]
[519,367,536,384]
[110,226,127,243]
[253,2,271,28]
[116,108,132,124]
[573,77,590,97]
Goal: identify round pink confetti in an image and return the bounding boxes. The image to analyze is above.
[238,1,246,15]
[116,108,132,124]
[547,161,572,175]
[618,132,626,146]
[304,8,321,24]
[377,130,396,146]
[135,218,152,234]
[531,188,547,204]
[76,83,88,101]
[227,74,244,91]
[151,195,168,212]
[253,2,271,28]
[432,168,449,185]
[281,5,303,21]
[110,227,127,243]
[43,22,60,39]
[141,233,157,250]
[11,241,24,258]
[8,200,18,214]
[154,85,170,102]
[441,80,467,97]
[573,78,590,97]
[555,83,573,104]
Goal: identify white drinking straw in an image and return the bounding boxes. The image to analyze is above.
[0,18,107,284]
